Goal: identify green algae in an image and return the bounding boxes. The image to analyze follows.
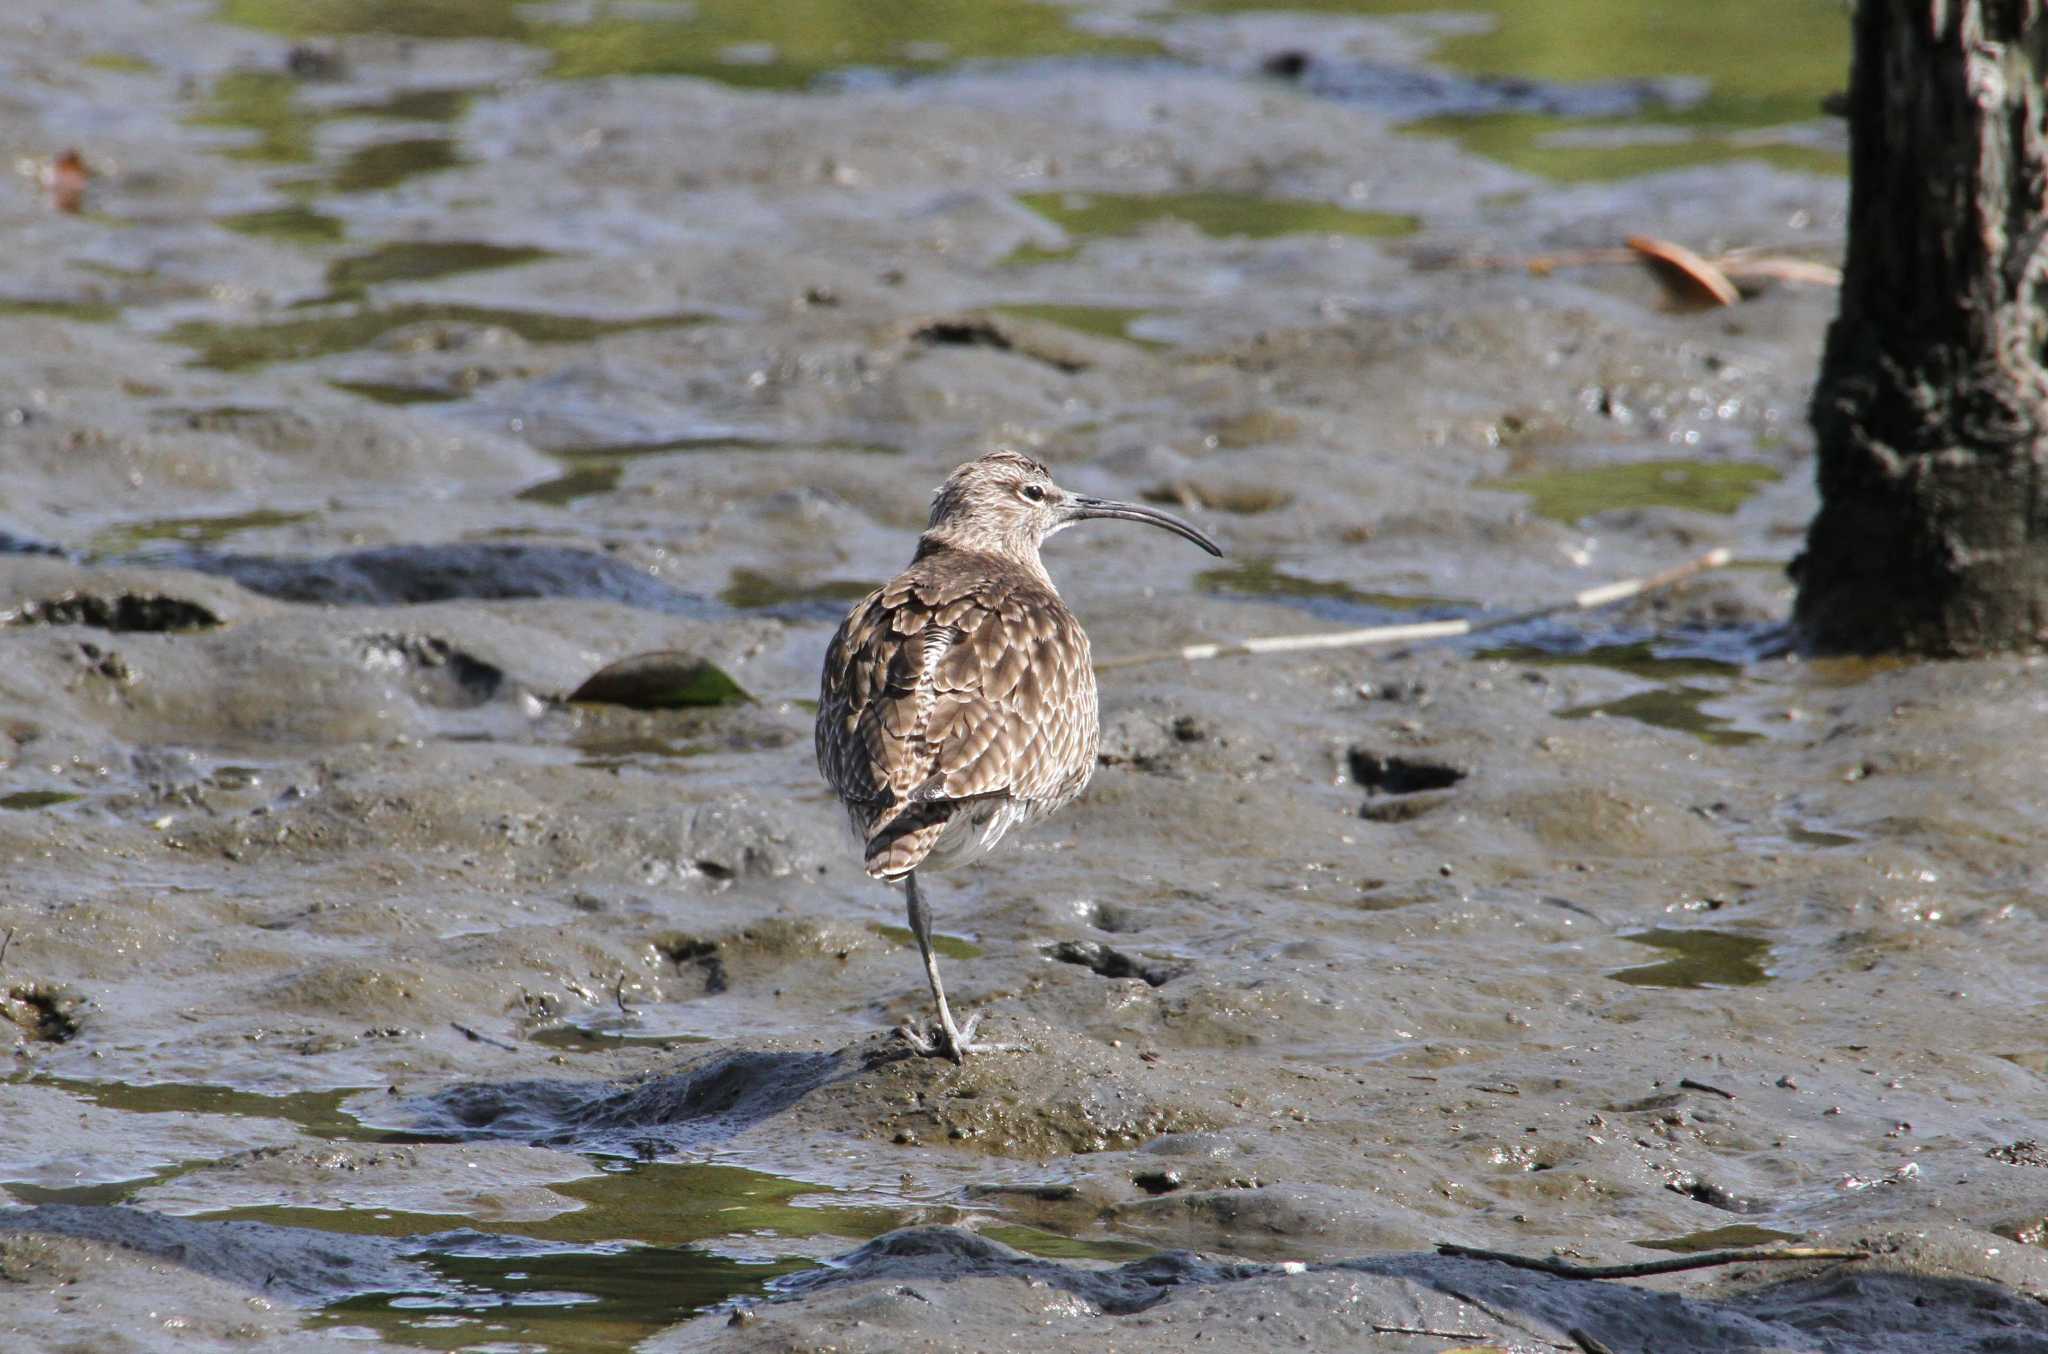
[1556,684,1761,748]
[330,379,465,405]
[990,303,1171,349]
[1197,558,1461,611]
[516,463,624,506]
[167,304,703,371]
[1610,927,1771,988]
[1481,459,1781,522]
[83,508,313,559]
[0,791,83,811]
[871,922,982,961]
[322,241,554,298]
[1013,189,1418,260]
[720,569,879,611]
[1192,0,1849,180]
[217,0,1161,89]
[219,203,347,244]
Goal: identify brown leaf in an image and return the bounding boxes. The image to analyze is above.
[1626,234,1740,307]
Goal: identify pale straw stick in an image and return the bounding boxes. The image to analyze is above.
[1094,547,1734,672]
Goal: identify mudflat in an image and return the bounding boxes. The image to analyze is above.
[5,3,2046,1351]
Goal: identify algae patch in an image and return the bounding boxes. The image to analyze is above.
[1481,459,1780,521]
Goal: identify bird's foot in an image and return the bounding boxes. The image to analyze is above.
[893,1009,1019,1062]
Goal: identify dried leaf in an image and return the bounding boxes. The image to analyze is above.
[44,148,90,214]
[1626,234,1740,307]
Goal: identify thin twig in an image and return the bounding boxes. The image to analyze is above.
[1415,243,1839,290]
[450,1021,518,1052]
[0,927,13,972]
[1096,547,1733,672]
[1436,1242,1867,1280]
[1680,1077,1736,1100]
[1570,1329,1619,1354]
[1369,1324,1511,1342]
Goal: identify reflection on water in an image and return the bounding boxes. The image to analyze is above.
[44,1077,391,1142]
[1488,633,1783,747]
[1557,683,1761,747]
[275,1160,905,1351]
[1610,927,1771,988]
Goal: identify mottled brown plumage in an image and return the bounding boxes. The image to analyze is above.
[817,449,1221,1060]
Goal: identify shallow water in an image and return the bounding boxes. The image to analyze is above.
[6,2,2045,1351]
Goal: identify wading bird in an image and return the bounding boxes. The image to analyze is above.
[816,450,1221,1060]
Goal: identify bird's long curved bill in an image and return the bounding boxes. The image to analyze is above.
[1069,497,1224,556]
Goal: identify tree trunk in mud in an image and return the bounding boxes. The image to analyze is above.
[1794,0,2048,654]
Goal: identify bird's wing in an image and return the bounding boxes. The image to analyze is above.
[816,564,1094,875]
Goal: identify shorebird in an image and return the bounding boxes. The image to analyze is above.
[816,449,1222,1060]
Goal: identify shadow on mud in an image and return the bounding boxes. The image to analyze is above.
[361,1048,859,1156]
[729,1225,2048,1353]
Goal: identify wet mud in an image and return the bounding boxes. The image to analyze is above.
[4,1,2047,1351]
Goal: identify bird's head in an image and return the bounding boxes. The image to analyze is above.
[921,449,1222,567]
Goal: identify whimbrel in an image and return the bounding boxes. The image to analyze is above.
[817,449,1222,1060]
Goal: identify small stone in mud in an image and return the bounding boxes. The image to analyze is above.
[1988,1141,2048,1167]
[569,651,750,709]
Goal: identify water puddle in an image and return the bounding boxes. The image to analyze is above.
[83,508,314,560]
[989,303,1172,349]
[982,1223,1155,1261]
[1198,557,1465,622]
[328,136,463,193]
[317,1235,807,1352]
[1490,634,1772,747]
[871,922,984,962]
[1201,0,1848,181]
[331,379,469,406]
[1142,482,1292,514]
[164,304,706,371]
[1609,927,1771,989]
[1636,1223,1802,1252]
[721,569,880,616]
[225,1159,907,1350]
[219,0,1161,89]
[1556,683,1760,747]
[1479,459,1782,522]
[0,297,121,323]
[553,435,898,461]
[517,463,625,506]
[528,1022,712,1053]
[218,203,346,244]
[192,69,320,164]
[0,790,83,811]
[569,721,797,770]
[45,1077,392,1142]
[82,52,154,73]
[1011,190,1418,262]
[321,242,556,301]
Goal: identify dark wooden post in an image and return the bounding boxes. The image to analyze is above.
[1795,0,2048,654]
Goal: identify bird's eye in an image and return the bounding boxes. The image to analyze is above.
[1020,484,1046,503]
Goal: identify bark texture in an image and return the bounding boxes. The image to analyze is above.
[1795,0,2048,653]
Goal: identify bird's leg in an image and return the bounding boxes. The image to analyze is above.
[899,871,981,1061]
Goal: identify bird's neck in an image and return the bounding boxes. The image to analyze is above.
[914,530,1056,591]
